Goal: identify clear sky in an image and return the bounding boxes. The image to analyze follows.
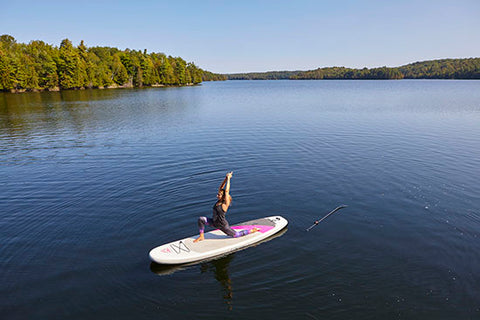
[1,0,479,73]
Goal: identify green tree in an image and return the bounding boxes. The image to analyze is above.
[187,62,202,84]
[0,35,17,90]
[111,53,128,85]
[58,39,80,89]
[162,57,175,85]
[26,40,58,89]
[173,57,187,84]
[0,49,15,90]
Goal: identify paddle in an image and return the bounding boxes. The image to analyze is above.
[306,205,348,231]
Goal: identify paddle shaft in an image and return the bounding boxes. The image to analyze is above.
[306,205,348,231]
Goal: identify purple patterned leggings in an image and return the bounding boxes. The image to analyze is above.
[197,216,249,238]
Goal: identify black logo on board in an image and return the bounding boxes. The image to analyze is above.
[170,241,190,254]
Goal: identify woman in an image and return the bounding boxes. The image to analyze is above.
[194,172,259,242]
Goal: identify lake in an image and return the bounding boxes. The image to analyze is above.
[1,80,479,319]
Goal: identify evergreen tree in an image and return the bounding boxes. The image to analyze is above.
[26,40,58,89]
[173,57,187,84]
[163,57,176,85]
[0,50,14,90]
[111,53,128,85]
[58,39,80,89]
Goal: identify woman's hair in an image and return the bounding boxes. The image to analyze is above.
[218,189,232,204]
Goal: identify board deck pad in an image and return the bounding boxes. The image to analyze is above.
[149,216,288,264]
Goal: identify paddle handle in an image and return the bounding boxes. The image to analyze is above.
[306,205,348,231]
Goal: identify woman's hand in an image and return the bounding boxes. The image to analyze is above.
[226,172,233,179]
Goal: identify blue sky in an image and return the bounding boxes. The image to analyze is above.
[1,0,479,73]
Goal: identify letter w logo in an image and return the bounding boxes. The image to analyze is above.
[170,241,190,254]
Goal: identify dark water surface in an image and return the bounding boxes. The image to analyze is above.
[1,80,479,319]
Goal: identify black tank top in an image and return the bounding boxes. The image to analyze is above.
[212,202,227,227]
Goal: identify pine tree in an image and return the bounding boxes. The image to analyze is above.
[111,53,128,85]
[58,39,79,89]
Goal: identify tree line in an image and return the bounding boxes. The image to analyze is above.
[0,35,226,92]
[227,58,480,80]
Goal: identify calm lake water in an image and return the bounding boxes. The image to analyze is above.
[1,80,479,319]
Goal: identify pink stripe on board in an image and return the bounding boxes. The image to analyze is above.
[231,225,274,233]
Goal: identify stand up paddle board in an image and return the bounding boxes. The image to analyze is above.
[149,216,288,264]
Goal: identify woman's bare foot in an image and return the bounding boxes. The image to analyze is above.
[194,234,204,242]
[250,227,260,234]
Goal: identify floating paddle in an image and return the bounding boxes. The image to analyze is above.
[306,205,348,231]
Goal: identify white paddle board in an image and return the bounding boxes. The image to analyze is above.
[149,216,288,264]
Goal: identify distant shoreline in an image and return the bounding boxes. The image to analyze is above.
[223,78,478,81]
[225,58,480,80]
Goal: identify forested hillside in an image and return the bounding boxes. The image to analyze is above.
[398,58,480,79]
[228,70,303,80]
[0,35,226,92]
[227,58,480,80]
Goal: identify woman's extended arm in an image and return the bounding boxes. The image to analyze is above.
[222,172,232,210]
[219,177,228,193]
[219,172,233,192]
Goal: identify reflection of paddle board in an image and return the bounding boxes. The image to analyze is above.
[149,216,288,264]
